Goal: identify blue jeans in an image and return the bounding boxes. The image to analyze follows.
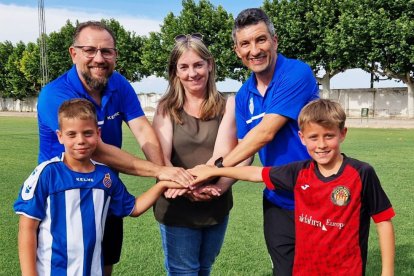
[159,216,229,276]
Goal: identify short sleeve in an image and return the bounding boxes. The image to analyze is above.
[108,175,136,217]
[263,163,301,191]
[266,61,318,120]
[235,96,248,139]
[14,165,52,220]
[361,165,395,222]
[37,78,77,162]
[117,74,145,122]
[235,82,252,140]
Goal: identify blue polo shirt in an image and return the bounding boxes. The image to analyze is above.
[235,53,319,209]
[37,65,145,163]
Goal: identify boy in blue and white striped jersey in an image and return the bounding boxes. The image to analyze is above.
[14,98,185,276]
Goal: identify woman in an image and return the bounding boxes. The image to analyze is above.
[152,34,244,275]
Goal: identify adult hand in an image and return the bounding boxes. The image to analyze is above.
[157,166,194,187]
[186,184,222,202]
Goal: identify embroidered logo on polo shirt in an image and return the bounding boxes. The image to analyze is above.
[249,97,254,114]
[107,112,120,120]
[331,186,350,206]
[103,173,112,188]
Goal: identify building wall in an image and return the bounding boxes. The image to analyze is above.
[330,88,407,118]
[1,87,408,118]
[0,97,38,112]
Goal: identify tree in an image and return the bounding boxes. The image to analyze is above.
[46,20,76,82]
[332,0,414,117]
[366,1,413,117]
[0,41,14,98]
[20,42,42,95]
[263,0,359,98]
[141,0,243,82]
[103,19,147,82]
[4,42,36,100]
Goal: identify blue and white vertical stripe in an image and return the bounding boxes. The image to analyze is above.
[14,158,135,275]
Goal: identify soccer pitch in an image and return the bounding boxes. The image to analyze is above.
[1,117,413,275]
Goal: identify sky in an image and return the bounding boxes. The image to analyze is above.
[0,0,405,93]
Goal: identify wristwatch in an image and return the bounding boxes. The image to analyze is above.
[214,157,224,168]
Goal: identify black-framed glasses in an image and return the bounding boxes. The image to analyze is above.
[174,33,203,43]
[73,45,117,59]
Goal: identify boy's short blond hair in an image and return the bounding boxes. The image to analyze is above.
[58,98,97,129]
[298,99,346,131]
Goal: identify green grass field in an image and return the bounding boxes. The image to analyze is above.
[1,116,413,275]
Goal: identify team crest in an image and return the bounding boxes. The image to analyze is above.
[249,97,254,114]
[331,186,350,206]
[103,173,112,188]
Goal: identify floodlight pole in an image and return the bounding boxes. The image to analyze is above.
[38,0,49,87]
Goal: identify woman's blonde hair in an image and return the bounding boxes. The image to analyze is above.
[157,37,225,124]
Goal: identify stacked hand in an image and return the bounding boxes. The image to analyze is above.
[157,166,194,187]
[188,164,216,186]
[163,165,223,202]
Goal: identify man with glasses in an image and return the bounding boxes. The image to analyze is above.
[37,21,192,275]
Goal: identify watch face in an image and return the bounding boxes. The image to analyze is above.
[215,157,224,168]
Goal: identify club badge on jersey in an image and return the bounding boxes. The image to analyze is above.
[331,186,351,206]
[103,173,112,188]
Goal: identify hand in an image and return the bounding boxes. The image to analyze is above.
[187,165,216,187]
[186,184,222,202]
[164,188,189,199]
[157,166,194,187]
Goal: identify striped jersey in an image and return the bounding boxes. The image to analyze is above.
[262,155,395,275]
[14,154,135,276]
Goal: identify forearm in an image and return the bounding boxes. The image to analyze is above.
[377,220,395,276]
[222,133,267,167]
[214,156,254,191]
[18,218,38,276]
[129,116,165,166]
[212,177,236,194]
[92,140,161,177]
[212,166,263,182]
[139,133,165,166]
[223,114,287,167]
[130,181,170,217]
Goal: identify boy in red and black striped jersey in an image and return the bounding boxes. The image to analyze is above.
[189,99,395,275]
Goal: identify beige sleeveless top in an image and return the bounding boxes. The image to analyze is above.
[153,109,233,227]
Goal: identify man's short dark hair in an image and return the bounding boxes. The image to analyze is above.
[232,8,275,43]
[72,21,116,47]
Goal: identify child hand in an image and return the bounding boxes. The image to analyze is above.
[187,165,216,187]
[164,187,189,199]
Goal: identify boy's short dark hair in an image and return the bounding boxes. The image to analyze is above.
[232,8,276,43]
[73,21,116,47]
[298,99,346,131]
[58,98,97,129]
